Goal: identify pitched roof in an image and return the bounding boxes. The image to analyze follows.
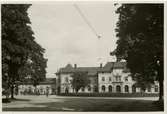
[59,66,101,76]
[65,64,73,69]
[19,78,56,85]
[102,62,126,69]
[58,62,128,75]
[40,78,56,84]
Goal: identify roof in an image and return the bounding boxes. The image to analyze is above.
[58,62,129,75]
[59,66,101,76]
[39,78,56,84]
[101,62,127,72]
[19,78,56,85]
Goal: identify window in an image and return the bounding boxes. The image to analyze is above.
[88,86,91,91]
[155,85,158,92]
[65,77,68,82]
[102,77,105,81]
[147,87,151,92]
[115,76,121,82]
[40,88,43,93]
[116,85,121,93]
[81,87,85,92]
[102,85,105,92]
[132,85,136,93]
[65,87,69,93]
[94,86,98,92]
[108,85,112,92]
[109,77,112,81]
[125,85,129,92]
[118,76,121,81]
[125,77,128,81]
[115,76,118,81]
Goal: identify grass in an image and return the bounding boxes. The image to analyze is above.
[2,96,164,111]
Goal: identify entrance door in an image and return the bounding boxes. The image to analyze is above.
[65,87,69,94]
[116,85,121,93]
[108,85,112,92]
[132,85,136,93]
[125,85,129,93]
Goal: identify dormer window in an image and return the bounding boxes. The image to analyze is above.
[125,77,128,81]
[115,75,121,82]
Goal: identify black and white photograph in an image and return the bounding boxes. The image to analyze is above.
[1,0,166,112]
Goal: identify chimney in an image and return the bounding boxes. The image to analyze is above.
[100,63,103,68]
[74,64,77,68]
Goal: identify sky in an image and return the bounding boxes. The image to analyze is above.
[28,2,119,78]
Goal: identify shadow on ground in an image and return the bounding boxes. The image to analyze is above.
[2,98,31,103]
[3,97,164,111]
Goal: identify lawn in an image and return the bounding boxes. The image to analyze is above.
[2,95,164,111]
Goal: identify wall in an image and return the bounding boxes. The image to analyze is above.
[18,84,54,95]
[59,70,159,94]
[60,73,73,93]
[60,73,98,93]
[98,69,135,93]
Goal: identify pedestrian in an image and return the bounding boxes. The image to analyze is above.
[46,86,49,97]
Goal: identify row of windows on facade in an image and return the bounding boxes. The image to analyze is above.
[101,85,127,92]
[101,76,124,82]
[20,86,50,90]
[80,85,128,92]
[147,85,159,92]
[80,85,159,92]
[64,76,127,83]
[101,85,159,92]
[64,77,94,83]
[19,86,50,92]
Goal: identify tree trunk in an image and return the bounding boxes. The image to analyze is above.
[158,62,164,101]
[75,89,78,93]
[10,85,14,99]
[8,63,18,99]
[159,80,163,101]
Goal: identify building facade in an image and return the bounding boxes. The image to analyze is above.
[17,78,57,95]
[56,62,159,94]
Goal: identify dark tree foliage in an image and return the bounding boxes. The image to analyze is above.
[71,72,90,93]
[2,4,47,98]
[113,4,164,100]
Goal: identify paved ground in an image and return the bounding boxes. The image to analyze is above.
[2,95,163,111]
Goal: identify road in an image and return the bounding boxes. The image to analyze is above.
[3,95,162,111]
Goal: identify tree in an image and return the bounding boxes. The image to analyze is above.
[2,4,47,98]
[112,4,164,100]
[71,72,90,93]
[18,53,47,87]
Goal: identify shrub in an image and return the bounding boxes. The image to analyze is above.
[58,92,159,97]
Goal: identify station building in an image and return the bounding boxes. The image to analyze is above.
[56,62,159,94]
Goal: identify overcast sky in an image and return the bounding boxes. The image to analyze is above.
[28,2,119,78]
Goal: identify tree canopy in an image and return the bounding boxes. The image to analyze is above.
[113,4,164,100]
[71,72,90,93]
[2,4,47,98]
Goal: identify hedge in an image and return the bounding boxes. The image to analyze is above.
[58,92,159,97]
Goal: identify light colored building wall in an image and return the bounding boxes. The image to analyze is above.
[98,69,136,93]
[60,73,97,93]
[98,72,113,93]
[59,69,159,94]
[18,84,53,95]
[145,81,159,93]
[60,73,73,93]
[77,85,94,93]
